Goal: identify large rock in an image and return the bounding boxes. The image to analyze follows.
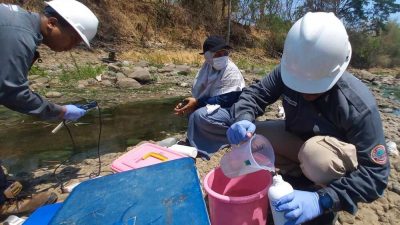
[158,64,175,73]
[117,78,141,88]
[121,67,134,76]
[116,72,127,81]
[101,80,113,87]
[108,64,121,73]
[128,67,152,84]
[175,65,191,75]
[356,70,375,82]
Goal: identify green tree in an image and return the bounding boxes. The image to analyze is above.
[295,0,399,33]
[370,0,400,35]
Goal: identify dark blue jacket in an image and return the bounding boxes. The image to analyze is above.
[0,4,63,120]
[232,65,390,214]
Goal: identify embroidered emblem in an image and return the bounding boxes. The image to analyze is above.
[283,94,298,107]
[370,145,387,165]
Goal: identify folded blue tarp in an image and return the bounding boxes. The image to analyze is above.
[24,158,210,225]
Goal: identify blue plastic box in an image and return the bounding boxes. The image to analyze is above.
[47,158,209,225]
[23,203,62,225]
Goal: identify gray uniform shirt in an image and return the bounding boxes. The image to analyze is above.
[232,65,390,214]
[0,4,63,120]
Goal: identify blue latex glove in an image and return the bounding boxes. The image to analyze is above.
[63,105,86,121]
[226,120,256,144]
[274,190,322,225]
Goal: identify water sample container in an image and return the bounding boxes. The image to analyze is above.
[204,167,272,225]
[268,175,294,225]
[220,134,275,178]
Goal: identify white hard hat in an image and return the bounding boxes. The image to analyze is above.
[45,0,99,47]
[281,12,352,94]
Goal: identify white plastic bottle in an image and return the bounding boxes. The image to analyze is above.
[168,144,198,158]
[268,175,294,225]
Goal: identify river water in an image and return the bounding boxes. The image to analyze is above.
[0,98,187,173]
[382,85,400,115]
[1,84,399,174]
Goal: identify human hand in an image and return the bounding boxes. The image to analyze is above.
[63,105,86,121]
[226,120,256,144]
[273,190,322,225]
[174,97,197,115]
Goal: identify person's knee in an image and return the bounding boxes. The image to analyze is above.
[191,108,208,122]
[298,136,358,185]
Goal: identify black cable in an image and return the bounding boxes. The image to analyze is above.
[89,105,102,178]
[53,120,75,192]
[52,102,103,192]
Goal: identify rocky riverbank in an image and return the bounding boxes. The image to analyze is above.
[4,47,400,224]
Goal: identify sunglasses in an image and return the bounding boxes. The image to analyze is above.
[213,50,229,58]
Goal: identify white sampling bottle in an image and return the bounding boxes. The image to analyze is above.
[168,144,198,158]
[268,175,294,225]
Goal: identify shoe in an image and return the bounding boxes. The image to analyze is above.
[303,211,338,225]
[177,138,190,146]
[3,181,22,199]
[0,192,58,217]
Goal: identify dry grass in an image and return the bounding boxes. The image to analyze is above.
[121,50,204,66]
[368,67,400,76]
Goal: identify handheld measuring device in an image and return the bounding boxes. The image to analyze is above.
[51,101,98,134]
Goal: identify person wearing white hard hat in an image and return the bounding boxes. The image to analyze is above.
[186,12,389,224]
[0,0,98,217]
[225,12,389,225]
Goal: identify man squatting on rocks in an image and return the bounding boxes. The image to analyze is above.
[195,12,390,225]
[0,0,98,216]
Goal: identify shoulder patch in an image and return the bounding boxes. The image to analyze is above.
[370,145,387,165]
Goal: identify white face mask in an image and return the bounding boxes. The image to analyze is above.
[212,56,229,70]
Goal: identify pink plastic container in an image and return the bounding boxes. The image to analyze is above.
[111,143,186,172]
[204,167,272,225]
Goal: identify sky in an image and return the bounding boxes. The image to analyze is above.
[392,0,400,23]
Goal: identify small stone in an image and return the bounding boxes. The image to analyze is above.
[378,214,389,223]
[101,80,113,87]
[179,82,190,87]
[338,212,355,224]
[29,75,41,80]
[390,183,400,195]
[45,91,62,98]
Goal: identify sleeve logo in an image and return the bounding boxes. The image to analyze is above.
[370,145,387,165]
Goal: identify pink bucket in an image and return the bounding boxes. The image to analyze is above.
[204,167,272,225]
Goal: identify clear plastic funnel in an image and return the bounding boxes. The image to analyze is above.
[220,134,275,178]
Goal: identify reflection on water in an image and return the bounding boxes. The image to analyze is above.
[382,85,400,102]
[381,85,400,116]
[0,98,187,173]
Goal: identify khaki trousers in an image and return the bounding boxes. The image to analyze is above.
[255,120,358,185]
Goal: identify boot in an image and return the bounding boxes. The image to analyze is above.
[3,181,22,199]
[304,211,338,225]
[0,191,58,217]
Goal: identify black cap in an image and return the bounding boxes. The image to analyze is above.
[199,35,232,55]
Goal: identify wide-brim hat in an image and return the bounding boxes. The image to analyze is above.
[199,35,232,55]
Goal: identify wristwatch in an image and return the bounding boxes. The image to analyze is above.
[317,189,333,212]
